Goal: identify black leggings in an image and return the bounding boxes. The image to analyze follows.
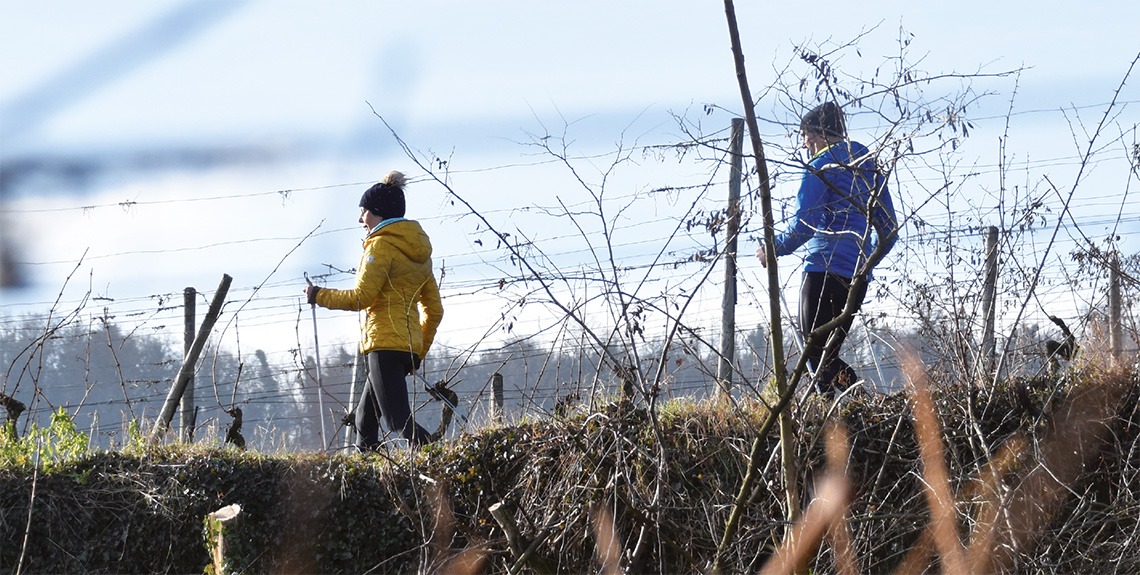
[800,272,867,395]
[355,350,431,450]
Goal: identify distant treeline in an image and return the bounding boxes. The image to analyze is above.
[2,311,1072,452]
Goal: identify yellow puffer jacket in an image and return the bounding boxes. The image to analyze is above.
[316,219,443,357]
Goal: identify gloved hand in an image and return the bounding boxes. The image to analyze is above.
[303,285,321,305]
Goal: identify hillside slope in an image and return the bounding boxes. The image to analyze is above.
[2,367,1137,574]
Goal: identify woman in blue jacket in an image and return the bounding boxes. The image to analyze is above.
[757,102,897,395]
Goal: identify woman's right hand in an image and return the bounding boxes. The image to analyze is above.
[303,285,321,305]
[756,246,768,268]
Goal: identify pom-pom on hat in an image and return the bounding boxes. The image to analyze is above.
[360,171,407,220]
[800,102,846,139]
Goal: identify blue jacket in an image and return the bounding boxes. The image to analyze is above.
[773,140,897,278]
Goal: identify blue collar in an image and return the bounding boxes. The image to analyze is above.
[369,217,406,235]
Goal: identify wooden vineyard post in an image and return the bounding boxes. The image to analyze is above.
[152,274,232,441]
[205,504,243,575]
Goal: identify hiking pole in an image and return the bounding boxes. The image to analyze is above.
[305,272,328,448]
[414,372,469,426]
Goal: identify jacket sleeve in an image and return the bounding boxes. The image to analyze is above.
[316,243,390,311]
[416,273,444,356]
[773,165,827,256]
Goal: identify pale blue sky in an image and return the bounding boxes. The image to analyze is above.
[5,1,1136,155]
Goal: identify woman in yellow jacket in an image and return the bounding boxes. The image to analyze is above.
[304,171,443,449]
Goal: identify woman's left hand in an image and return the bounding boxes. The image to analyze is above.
[407,355,422,375]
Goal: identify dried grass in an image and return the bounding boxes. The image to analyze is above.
[2,365,1137,573]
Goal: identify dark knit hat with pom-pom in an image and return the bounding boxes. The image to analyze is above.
[359,171,407,220]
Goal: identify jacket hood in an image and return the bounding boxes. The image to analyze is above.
[368,219,432,263]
